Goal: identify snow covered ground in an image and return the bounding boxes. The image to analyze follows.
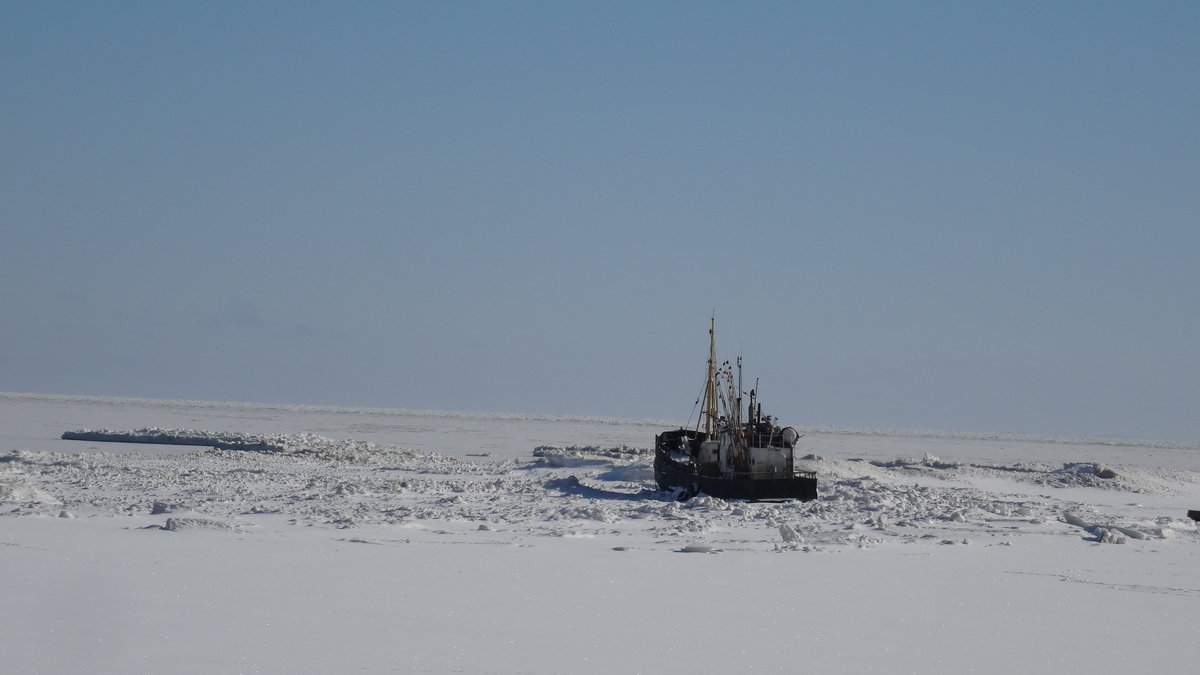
[3,393,1199,673]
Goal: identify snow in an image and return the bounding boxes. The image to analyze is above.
[3,393,1199,673]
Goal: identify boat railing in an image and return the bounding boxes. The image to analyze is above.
[739,469,817,480]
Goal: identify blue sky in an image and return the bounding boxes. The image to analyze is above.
[3,1,1198,439]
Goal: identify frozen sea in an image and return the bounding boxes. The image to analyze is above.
[3,393,1198,673]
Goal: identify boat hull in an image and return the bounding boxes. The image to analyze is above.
[655,451,817,501]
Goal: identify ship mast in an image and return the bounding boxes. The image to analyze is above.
[698,315,719,436]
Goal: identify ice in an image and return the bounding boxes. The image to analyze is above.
[2,394,1200,673]
[0,479,58,504]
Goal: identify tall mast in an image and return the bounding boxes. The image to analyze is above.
[736,355,743,428]
[700,315,718,436]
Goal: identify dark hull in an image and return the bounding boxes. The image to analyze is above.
[655,451,817,501]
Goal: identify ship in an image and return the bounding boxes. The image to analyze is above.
[654,319,818,501]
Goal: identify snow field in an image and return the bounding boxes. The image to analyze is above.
[11,435,1195,550]
[3,396,1200,673]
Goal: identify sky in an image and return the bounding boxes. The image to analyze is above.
[3,1,1198,439]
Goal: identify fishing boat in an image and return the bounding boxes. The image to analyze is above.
[654,319,817,501]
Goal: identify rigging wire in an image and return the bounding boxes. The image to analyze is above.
[685,380,704,430]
